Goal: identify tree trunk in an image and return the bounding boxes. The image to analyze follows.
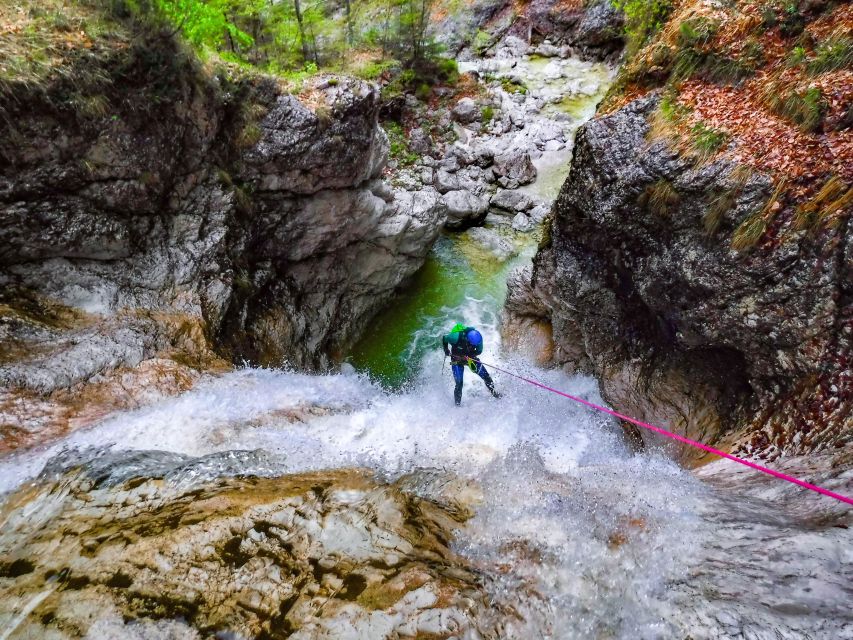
[293,0,310,64]
[344,0,354,45]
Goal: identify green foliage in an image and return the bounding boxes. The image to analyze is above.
[481,105,495,123]
[807,35,853,75]
[472,29,492,55]
[765,85,825,132]
[415,82,431,100]
[383,121,419,165]
[154,0,253,51]
[356,59,398,81]
[778,2,805,38]
[690,121,727,160]
[611,0,673,55]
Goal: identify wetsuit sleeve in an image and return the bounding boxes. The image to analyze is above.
[441,333,453,354]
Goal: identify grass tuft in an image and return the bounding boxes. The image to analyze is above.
[704,165,752,235]
[793,176,852,232]
[640,179,680,217]
[731,178,787,251]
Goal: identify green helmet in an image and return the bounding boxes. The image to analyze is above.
[451,323,466,333]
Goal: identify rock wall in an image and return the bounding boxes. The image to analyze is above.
[0,451,493,639]
[0,34,444,387]
[433,0,624,62]
[505,95,851,464]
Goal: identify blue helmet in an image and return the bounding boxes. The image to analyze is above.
[467,329,483,347]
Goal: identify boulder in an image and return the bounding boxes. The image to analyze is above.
[434,168,461,194]
[491,188,534,212]
[441,190,489,229]
[451,97,480,124]
[511,212,535,232]
[493,149,537,188]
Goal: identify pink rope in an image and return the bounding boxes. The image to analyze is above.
[472,358,853,506]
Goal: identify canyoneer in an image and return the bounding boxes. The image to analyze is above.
[441,324,501,406]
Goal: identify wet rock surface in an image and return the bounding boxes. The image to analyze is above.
[0,451,492,639]
[504,94,852,463]
[0,35,445,449]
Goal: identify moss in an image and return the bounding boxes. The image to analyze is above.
[499,76,528,95]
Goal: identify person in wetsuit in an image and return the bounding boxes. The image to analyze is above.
[441,324,501,406]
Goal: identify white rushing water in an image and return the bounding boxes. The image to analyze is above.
[0,293,716,638]
[2,51,851,640]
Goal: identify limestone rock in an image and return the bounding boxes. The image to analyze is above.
[451,97,480,124]
[493,149,537,188]
[512,212,535,232]
[491,188,534,212]
[504,94,852,462]
[442,190,490,230]
[0,453,495,639]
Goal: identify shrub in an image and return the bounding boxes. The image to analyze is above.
[481,105,495,123]
[611,0,673,55]
[436,57,459,84]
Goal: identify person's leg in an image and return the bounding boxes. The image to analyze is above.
[452,364,464,405]
[475,363,500,398]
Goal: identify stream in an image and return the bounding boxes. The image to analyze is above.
[1,52,851,640]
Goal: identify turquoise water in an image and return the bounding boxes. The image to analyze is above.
[348,227,539,389]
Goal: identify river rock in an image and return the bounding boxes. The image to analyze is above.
[491,188,534,212]
[512,212,535,232]
[493,149,537,188]
[442,190,490,229]
[434,168,461,193]
[451,97,480,124]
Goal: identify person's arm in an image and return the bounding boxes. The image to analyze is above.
[441,333,452,355]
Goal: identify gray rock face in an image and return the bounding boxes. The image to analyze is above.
[451,97,480,124]
[505,95,851,462]
[491,188,534,212]
[0,454,496,639]
[441,190,490,229]
[0,36,444,399]
[493,149,537,188]
[242,82,388,195]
